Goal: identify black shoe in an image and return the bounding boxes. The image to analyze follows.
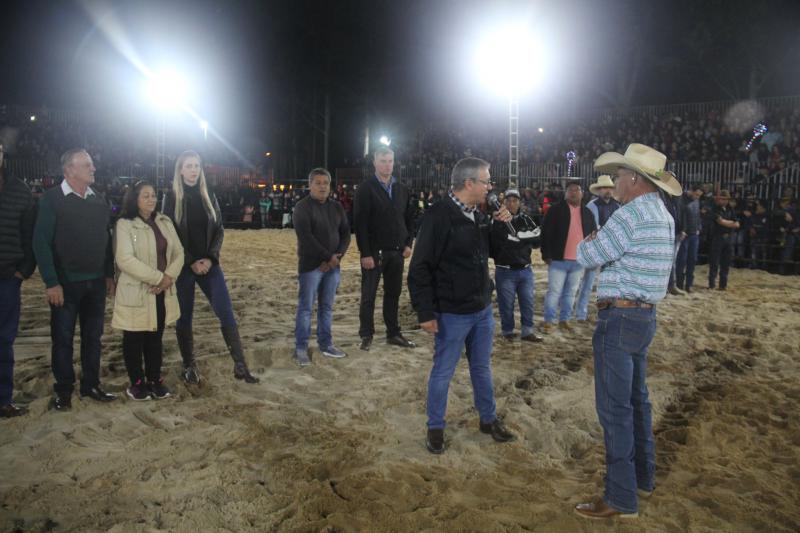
[182,365,201,384]
[426,428,445,454]
[50,394,72,411]
[521,333,544,343]
[0,404,27,418]
[80,386,117,402]
[685,287,693,294]
[479,418,515,443]
[501,333,517,341]
[359,337,373,351]
[147,378,172,399]
[234,362,260,384]
[387,334,415,348]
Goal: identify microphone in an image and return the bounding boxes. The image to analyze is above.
[487,193,517,237]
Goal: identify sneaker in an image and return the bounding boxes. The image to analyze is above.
[182,365,201,385]
[126,380,151,401]
[294,347,312,367]
[148,378,172,399]
[321,345,347,359]
[359,337,373,351]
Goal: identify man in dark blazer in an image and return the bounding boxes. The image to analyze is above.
[353,146,416,351]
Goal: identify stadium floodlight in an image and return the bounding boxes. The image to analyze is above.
[30,115,36,122]
[379,135,391,146]
[145,69,188,110]
[474,24,540,99]
[474,23,543,180]
[538,127,544,133]
[199,120,209,140]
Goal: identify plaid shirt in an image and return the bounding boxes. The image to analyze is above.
[576,192,674,304]
[448,191,477,214]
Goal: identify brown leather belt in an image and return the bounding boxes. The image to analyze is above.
[597,299,655,310]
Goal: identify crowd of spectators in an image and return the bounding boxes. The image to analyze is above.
[382,103,800,176]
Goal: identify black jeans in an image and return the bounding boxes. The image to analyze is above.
[359,250,404,338]
[50,277,106,395]
[708,235,732,289]
[122,293,166,384]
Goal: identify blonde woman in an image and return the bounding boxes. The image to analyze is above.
[163,151,259,384]
[113,181,184,400]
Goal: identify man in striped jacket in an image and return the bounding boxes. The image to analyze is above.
[573,144,682,520]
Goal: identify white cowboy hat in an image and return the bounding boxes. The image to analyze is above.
[594,143,682,196]
[589,175,614,194]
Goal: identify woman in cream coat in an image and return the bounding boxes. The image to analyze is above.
[113,181,184,401]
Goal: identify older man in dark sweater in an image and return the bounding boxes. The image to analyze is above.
[0,144,37,417]
[33,149,116,411]
[292,168,351,366]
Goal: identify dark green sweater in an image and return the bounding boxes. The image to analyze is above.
[33,184,113,288]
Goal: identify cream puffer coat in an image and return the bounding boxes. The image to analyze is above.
[112,214,184,331]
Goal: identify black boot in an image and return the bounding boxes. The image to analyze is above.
[221,326,259,384]
[176,327,201,384]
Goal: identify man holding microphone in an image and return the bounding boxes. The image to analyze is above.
[408,157,516,454]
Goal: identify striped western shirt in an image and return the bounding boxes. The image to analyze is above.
[576,192,674,304]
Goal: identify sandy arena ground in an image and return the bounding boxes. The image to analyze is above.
[1,229,799,531]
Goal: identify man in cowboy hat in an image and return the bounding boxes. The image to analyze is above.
[574,175,619,322]
[708,189,740,289]
[574,143,680,519]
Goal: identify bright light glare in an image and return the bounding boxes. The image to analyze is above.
[379,135,391,146]
[30,115,36,122]
[199,120,209,130]
[145,70,188,110]
[474,24,542,98]
[538,127,544,133]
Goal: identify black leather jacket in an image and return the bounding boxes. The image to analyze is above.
[163,189,224,266]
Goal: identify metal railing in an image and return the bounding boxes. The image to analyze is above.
[335,161,796,199]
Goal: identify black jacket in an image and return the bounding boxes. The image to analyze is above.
[353,177,414,257]
[489,212,541,268]
[163,189,224,266]
[0,175,37,279]
[408,197,493,323]
[540,200,597,262]
[293,196,351,273]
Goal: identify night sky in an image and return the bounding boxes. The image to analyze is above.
[2,0,799,168]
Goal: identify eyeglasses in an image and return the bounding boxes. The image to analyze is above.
[473,178,492,187]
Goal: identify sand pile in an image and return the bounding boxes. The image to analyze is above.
[1,229,798,531]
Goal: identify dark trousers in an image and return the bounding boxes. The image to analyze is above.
[0,277,22,405]
[675,234,699,289]
[50,277,106,395]
[175,264,237,330]
[708,235,733,289]
[122,294,166,384]
[359,250,404,338]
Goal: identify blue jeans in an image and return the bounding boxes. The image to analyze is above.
[543,260,583,323]
[0,277,22,405]
[593,306,657,514]
[295,267,341,350]
[176,264,237,330]
[675,234,699,289]
[51,278,107,395]
[427,305,496,429]
[495,267,534,336]
[574,267,598,321]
